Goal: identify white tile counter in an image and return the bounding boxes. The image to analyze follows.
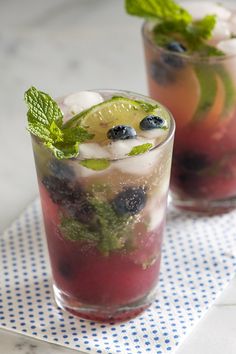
[0,0,236,353]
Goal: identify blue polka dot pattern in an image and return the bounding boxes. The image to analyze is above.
[0,199,235,353]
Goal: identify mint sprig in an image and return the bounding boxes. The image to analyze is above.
[125,0,191,23]
[24,87,94,159]
[60,197,133,255]
[25,86,63,127]
[128,143,153,156]
[125,0,225,57]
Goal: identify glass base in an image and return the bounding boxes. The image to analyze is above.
[53,285,154,323]
[171,194,236,215]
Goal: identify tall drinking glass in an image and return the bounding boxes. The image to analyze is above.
[142,18,236,214]
[31,89,175,322]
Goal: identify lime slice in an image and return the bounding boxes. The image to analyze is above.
[63,96,167,143]
[192,65,217,122]
[150,66,200,128]
[192,64,236,126]
[214,65,236,117]
[198,73,225,129]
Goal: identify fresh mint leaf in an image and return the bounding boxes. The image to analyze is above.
[126,0,224,57]
[128,143,153,156]
[184,16,224,56]
[60,196,133,255]
[62,126,94,144]
[125,0,192,23]
[196,43,224,57]
[188,15,216,41]
[24,86,93,159]
[153,15,223,57]
[49,121,64,143]
[80,159,110,171]
[88,197,131,255]
[24,86,63,127]
[27,120,53,143]
[45,141,79,160]
[61,217,98,242]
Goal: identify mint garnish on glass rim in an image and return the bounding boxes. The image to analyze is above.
[24,86,94,160]
[125,0,224,56]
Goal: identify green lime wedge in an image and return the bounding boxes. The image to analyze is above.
[192,65,217,122]
[214,64,236,117]
[63,96,167,143]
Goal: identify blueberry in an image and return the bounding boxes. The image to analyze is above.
[171,152,210,197]
[178,152,209,172]
[49,160,74,180]
[107,125,137,141]
[140,115,165,131]
[166,41,187,53]
[58,261,73,279]
[112,187,147,216]
[63,198,95,224]
[161,41,187,69]
[42,176,73,204]
[150,60,175,85]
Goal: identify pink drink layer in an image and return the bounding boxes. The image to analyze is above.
[40,175,164,321]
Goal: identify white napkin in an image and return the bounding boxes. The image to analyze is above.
[0,199,235,353]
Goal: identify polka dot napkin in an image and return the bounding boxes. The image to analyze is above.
[0,198,236,354]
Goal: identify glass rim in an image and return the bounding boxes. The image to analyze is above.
[31,88,175,162]
[142,21,236,63]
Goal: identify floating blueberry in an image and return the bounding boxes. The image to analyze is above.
[43,175,96,225]
[178,152,209,172]
[171,153,211,198]
[140,115,165,131]
[150,60,175,85]
[63,198,95,225]
[112,187,147,216]
[49,159,74,181]
[107,125,137,141]
[161,41,187,69]
[42,176,73,204]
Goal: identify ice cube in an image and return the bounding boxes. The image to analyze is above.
[147,201,166,232]
[108,138,155,159]
[114,148,159,175]
[180,1,231,20]
[79,143,110,159]
[72,143,111,178]
[217,38,236,55]
[211,20,231,42]
[63,91,104,115]
[139,128,168,140]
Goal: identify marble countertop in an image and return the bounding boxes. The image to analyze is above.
[0,328,77,354]
[1,0,236,353]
